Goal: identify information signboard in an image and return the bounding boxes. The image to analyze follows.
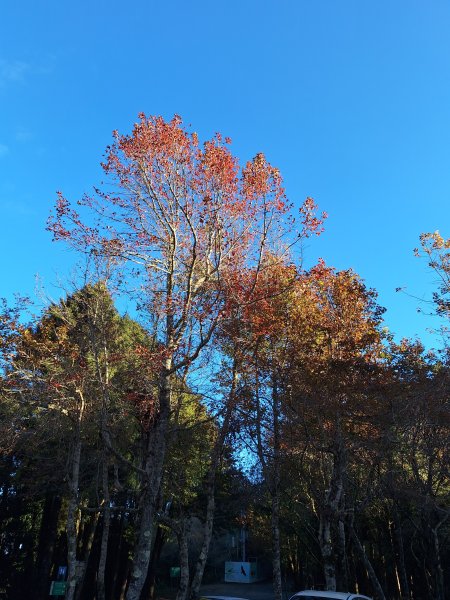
[50,581,67,596]
[170,566,181,578]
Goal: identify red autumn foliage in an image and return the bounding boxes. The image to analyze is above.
[48,114,326,363]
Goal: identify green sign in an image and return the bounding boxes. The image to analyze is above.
[50,581,67,596]
[170,566,181,578]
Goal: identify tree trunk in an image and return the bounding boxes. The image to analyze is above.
[189,362,239,600]
[66,404,84,600]
[97,459,111,600]
[156,513,190,600]
[390,507,410,600]
[336,515,348,591]
[74,511,100,600]
[111,510,128,598]
[431,517,447,600]
[176,519,190,600]
[126,360,172,600]
[189,487,215,600]
[35,492,62,599]
[65,461,81,600]
[271,374,282,600]
[350,524,386,600]
[318,438,345,592]
[271,491,283,600]
[319,511,336,591]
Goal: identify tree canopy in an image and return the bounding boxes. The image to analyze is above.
[0,115,448,600]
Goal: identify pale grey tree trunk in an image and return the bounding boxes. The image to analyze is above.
[189,363,239,600]
[350,524,386,600]
[319,512,336,591]
[126,360,172,600]
[336,515,348,591]
[188,488,215,600]
[318,432,346,592]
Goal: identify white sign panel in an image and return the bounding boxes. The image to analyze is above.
[224,561,258,583]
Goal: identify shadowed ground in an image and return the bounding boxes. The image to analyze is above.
[199,580,295,600]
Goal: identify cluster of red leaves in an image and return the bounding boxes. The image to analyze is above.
[47,114,321,280]
[47,113,330,398]
[125,390,158,432]
[299,197,327,237]
[233,264,298,335]
[242,152,286,213]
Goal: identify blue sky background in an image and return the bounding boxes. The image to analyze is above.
[1,0,450,348]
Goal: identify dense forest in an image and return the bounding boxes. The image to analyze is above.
[1,115,449,600]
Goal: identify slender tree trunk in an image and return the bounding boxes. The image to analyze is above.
[431,517,447,600]
[35,493,62,599]
[318,436,345,592]
[97,459,111,600]
[271,374,282,600]
[119,563,132,600]
[350,524,386,600]
[157,513,190,600]
[144,524,167,600]
[88,306,113,600]
[74,511,100,600]
[66,392,85,600]
[319,512,336,591]
[126,359,172,600]
[252,358,284,600]
[65,441,82,600]
[176,519,190,600]
[189,486,215,600]
[390,508,410,600]
[271,491,283,600]
[336,515,348,591]
[188,361,239,600]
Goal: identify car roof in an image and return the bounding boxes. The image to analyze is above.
[290,591,372,600]
[200,596,251,600]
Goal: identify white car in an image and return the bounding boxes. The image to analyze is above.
[200,596,250,600]
[289,591,372,600]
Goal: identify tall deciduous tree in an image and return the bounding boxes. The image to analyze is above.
[281,263,385,593]
[47,113,325,600]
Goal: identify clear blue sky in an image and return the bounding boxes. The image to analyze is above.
[1,0,449,348]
